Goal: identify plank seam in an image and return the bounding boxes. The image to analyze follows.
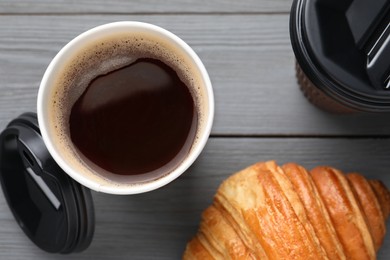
[209,135,390,139]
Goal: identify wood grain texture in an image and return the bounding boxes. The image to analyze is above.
[0,0,291,14]
[1,15,390,136]
[0,138,389,259]
[1,0,389,259]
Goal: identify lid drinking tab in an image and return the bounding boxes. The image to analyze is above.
[366,17,390,90]
[346,0,389,49]
[346,0,390,90]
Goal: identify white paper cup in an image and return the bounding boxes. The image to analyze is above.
[38,22,214,195]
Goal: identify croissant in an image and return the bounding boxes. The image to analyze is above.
[183,161,390,260]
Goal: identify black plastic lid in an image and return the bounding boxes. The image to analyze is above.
[290,0,390,112]
[0,113,94,254]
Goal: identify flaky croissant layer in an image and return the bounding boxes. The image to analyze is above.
[183,161,390,260]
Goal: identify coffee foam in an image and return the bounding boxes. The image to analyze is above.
[48,31,207,186]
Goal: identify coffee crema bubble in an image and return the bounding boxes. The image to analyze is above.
[48,32,207,185]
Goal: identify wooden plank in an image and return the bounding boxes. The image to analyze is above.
[1,15,390,136]
[0,0,291,14]
[0,138,389,259]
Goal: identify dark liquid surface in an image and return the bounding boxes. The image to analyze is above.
[70,58,197,175]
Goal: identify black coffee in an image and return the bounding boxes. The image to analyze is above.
[69,58,197,175]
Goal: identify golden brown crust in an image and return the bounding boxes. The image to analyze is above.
[310,167,375,260]
[198,206,255,259]
[183,161,389,260]
[347,173,386,251]
[183,236,214,260]
[282,163,345,259]
[370,180,390,220]
[256,162,326,259]
[215,162,271,259]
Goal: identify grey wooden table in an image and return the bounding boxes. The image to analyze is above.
[1,1,389,259]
